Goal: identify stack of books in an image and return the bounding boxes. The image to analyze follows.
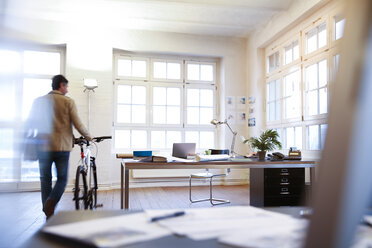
[139,156,167,163]
[133,151,152,160]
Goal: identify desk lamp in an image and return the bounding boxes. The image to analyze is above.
[210,119,237,158]
[83,78,98,131]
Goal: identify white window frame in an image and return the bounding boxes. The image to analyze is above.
[185,61,216,84]
[150,58,184,83]
[303,16,329,59]
[265,77,281,125]
[303,54,329,121]
[113,54,217,154]
[115,55,150,81]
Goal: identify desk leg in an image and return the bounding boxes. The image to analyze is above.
[121,163,124,209]
[125,168,129,209]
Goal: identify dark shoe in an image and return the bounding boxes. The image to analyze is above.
[43,198,56,220]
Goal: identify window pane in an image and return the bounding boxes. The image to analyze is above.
[153,87,166,105]
[187,89,200,106]
[319,88,328,114]
[318,23,327,48]
[284,44,292,65]
[117,85,131,104]
[308,125,320,150]
[335,18,346,40]
[185,131,198,145]
[22,160,42,182]
[295,127,302,149]
[167,88,180,106]
[167,62,181,80]
[268,81,275,101]
[334,54,340,76]
[285,128,294,149]
[200,107,213,125]
[307,28,317,54]
[275,100,281,120]
[319,60,328,88]
[132,86,146,104]
[132,105,146,123]
[166,131,181,148]
[293,40,299,60]
[22,78,51,120]
[187,107,199,124]
[153,106,166,124]
[117,105,131,123]
[0,81,16,121]
[200,65,213,81]
[0,129,14,181]
[0,50,20,73]
[187,64,199,80]
[269,102,275,121]
[151,131,165,148]
[308,90,318,115]
[132,130,147,148]
[132,60,147,78]
[268,52,279,72]
[200,89,213,107]
[24,51,60,75]
[166,106,180,124]
[115,130,131,149]
[320,124,328,149]
[275,80,280,100]
[306,64,318,90]
[117,59,131,76]
[153,62,166,79]
[200,131,214,148]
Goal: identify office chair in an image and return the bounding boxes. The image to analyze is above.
[189,168,231,205]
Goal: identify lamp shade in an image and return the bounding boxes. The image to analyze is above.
[84,78,98,89]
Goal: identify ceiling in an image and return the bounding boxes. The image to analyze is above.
[2,0,295,38]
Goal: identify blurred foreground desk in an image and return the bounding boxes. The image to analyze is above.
[22,207,311,248]
[120,159,316,209]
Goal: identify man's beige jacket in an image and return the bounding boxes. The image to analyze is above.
[28,90,92,151]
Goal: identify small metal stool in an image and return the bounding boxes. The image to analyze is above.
[189,168,230,206]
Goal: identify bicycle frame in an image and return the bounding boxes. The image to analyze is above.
[79,141,93,194]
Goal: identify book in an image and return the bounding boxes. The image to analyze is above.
[195,154,229,162]
[116,153,133,159]
[133,151,152,157]
[139,156,167,163]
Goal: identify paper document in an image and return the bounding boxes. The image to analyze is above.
[145,206,308,247]
[195,154,229,162]
[42,212,171,247]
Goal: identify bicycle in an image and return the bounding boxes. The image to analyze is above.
[73,136,111,210]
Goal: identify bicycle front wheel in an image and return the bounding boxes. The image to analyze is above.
[89,160,98,209]
[74,165,88,210]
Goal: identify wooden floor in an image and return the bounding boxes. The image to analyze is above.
[0,185,249,248]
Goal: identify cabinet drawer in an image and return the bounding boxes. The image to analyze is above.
[264,176,305,186]
[265,185,305,196]
[264,168,304,178]
[264,195,303,206]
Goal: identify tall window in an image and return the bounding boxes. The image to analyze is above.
[114,54,216,152]
[0,47,64,184]
[265,7,344,152]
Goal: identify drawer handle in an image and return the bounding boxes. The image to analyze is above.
[280,183,289,185]
[280,173,289,176]
[280,192,290,195]
[281,169,288,173]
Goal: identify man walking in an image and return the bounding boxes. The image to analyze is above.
[26,74,92,219]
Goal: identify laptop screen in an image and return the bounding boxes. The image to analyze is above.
[172,143,196,159]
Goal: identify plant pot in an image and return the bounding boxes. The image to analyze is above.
[257,151,266,161]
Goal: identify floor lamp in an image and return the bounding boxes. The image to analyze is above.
[83,78,98,131]
[210,119,237,157]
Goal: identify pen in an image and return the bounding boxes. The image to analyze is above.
[150,211,185,222]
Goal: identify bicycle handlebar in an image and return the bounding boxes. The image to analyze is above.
[74,136,112,145]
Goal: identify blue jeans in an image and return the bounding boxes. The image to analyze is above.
[38,151,70,207]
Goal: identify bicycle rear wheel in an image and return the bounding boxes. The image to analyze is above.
[74,165,88,210]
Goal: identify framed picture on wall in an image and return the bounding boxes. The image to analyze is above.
[226,96,235,109]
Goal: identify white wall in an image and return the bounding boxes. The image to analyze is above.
[1,18,249,187]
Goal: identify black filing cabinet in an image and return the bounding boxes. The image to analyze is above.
[250,168,306,207]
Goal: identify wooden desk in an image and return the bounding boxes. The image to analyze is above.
[120,159,316,209]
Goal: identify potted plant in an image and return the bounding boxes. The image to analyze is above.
[243,129,282,160]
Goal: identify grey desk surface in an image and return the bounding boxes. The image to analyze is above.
[21,207,311,248]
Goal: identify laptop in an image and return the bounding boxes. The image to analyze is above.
[172,143,196,159]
